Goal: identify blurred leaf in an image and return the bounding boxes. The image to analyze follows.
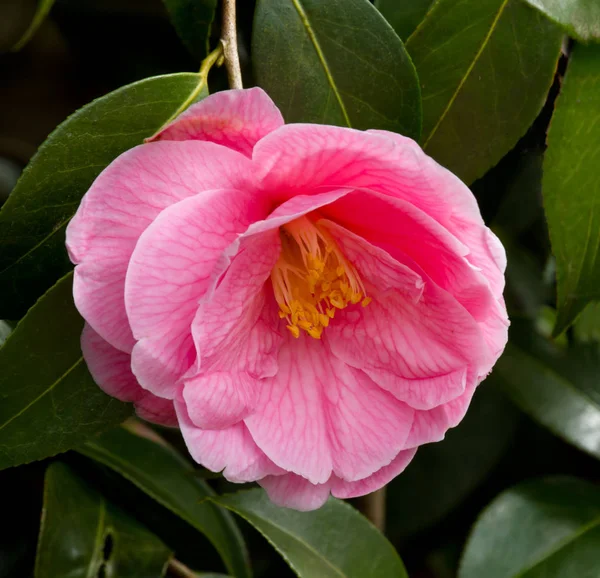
[78,427,251,578]
[574,302,600,343]
[406,0,562,184]
[214,489,408,578]
[162,0,217,60]
[36,462,171,578]
[0,73,208,319]
[387,385,519,538]
[460,477,600,578]
[494,320,600,461]
[253,0,422,139]
[11,0,56,51]
[0,273,131,471]
[543,44,600,335]
[523,0,600,42]
[375,0,435,40]
[0,321,13,346]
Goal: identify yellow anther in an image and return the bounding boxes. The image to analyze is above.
[270,216,371,339]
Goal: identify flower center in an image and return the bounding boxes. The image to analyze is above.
[271,216,371,339]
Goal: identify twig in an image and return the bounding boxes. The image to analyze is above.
[359,487,387,532]
[167,558,198,578]
[221,0,243,89]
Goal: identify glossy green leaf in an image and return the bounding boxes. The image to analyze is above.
[253,0,422,139]
[11,0,56,51]
[214,489,407,578]
[575,302,600,343]
[494,320,600,461]
[543,44,600,335]
[36,462,171,578]
[375,0,435,40]
[387,385,519,538]
[406,0,562,184]
[162,0,217,59]
[79,427,251,578]
[0,72,208,319]
[0,272,131,470]
[523,0,600,42]
[460,477,600,578]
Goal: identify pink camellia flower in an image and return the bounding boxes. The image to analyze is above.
[66,88,508,511]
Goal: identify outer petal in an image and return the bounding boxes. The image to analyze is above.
[176,401,283,482]
[324,222,490,410]
[245,334,414,484]
[81,324,177,426]
[125,188,270,399]
[67,140,253,353]
[259,474,332,511]
[150,88,284,157]
[331,448,417,499]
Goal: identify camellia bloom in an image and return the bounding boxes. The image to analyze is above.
[66,88,508,511]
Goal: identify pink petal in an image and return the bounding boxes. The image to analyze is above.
[324,222,490,410]
[245,334,414,484]
[67,140,253,353]
[176,402,283,482]
[81,324,177,426]
[150,88,284,157]
[331,448,417,499]
[183,371,258,430]
[259,474,332,511]
[323,189,493,321]
[404,371,479,448]
[125,188,270,399]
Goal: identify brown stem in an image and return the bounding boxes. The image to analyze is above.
[221,0,243,89]
[167,558,198,578]
[358,487,387,532]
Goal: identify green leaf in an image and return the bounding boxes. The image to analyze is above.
[493,320,600,461]
[387,385,519,538]
[11,0,56,52]
[252,0,422,139]
[162,0,217,60]
[78,427,251,578]
[523,0,600,43]
[543,44,600,335]
[406,0,562,184]
[375,0,435,41]
[36,462,172,578]
[0,272,131,470]
[459,477,600,578]
[213,489,408,578]
[0,72,208,319]
[574,302,600,343]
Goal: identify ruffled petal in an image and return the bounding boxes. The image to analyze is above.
[245,334,414,484]
[81,324,176,426]
[324,222,490,410]
[67,140,253,353]
[150,88,284,157]
[259,474,331,511]
[176,401,283,482]
[125,188,270,399]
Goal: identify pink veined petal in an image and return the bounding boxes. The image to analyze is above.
[176,401,283,482]
[150,87,284,157]
[245,334,414,485]
[331,448,417,499]
[254,123,505,297]
[322,189,494,321]
[81,324,177,426]
[259,474,332,511]
[404,370,479,449]
[323,221,490,410]
[125,188,270,399]
[67,140,254,353]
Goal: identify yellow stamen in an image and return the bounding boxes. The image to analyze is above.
[270,216,371,339]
